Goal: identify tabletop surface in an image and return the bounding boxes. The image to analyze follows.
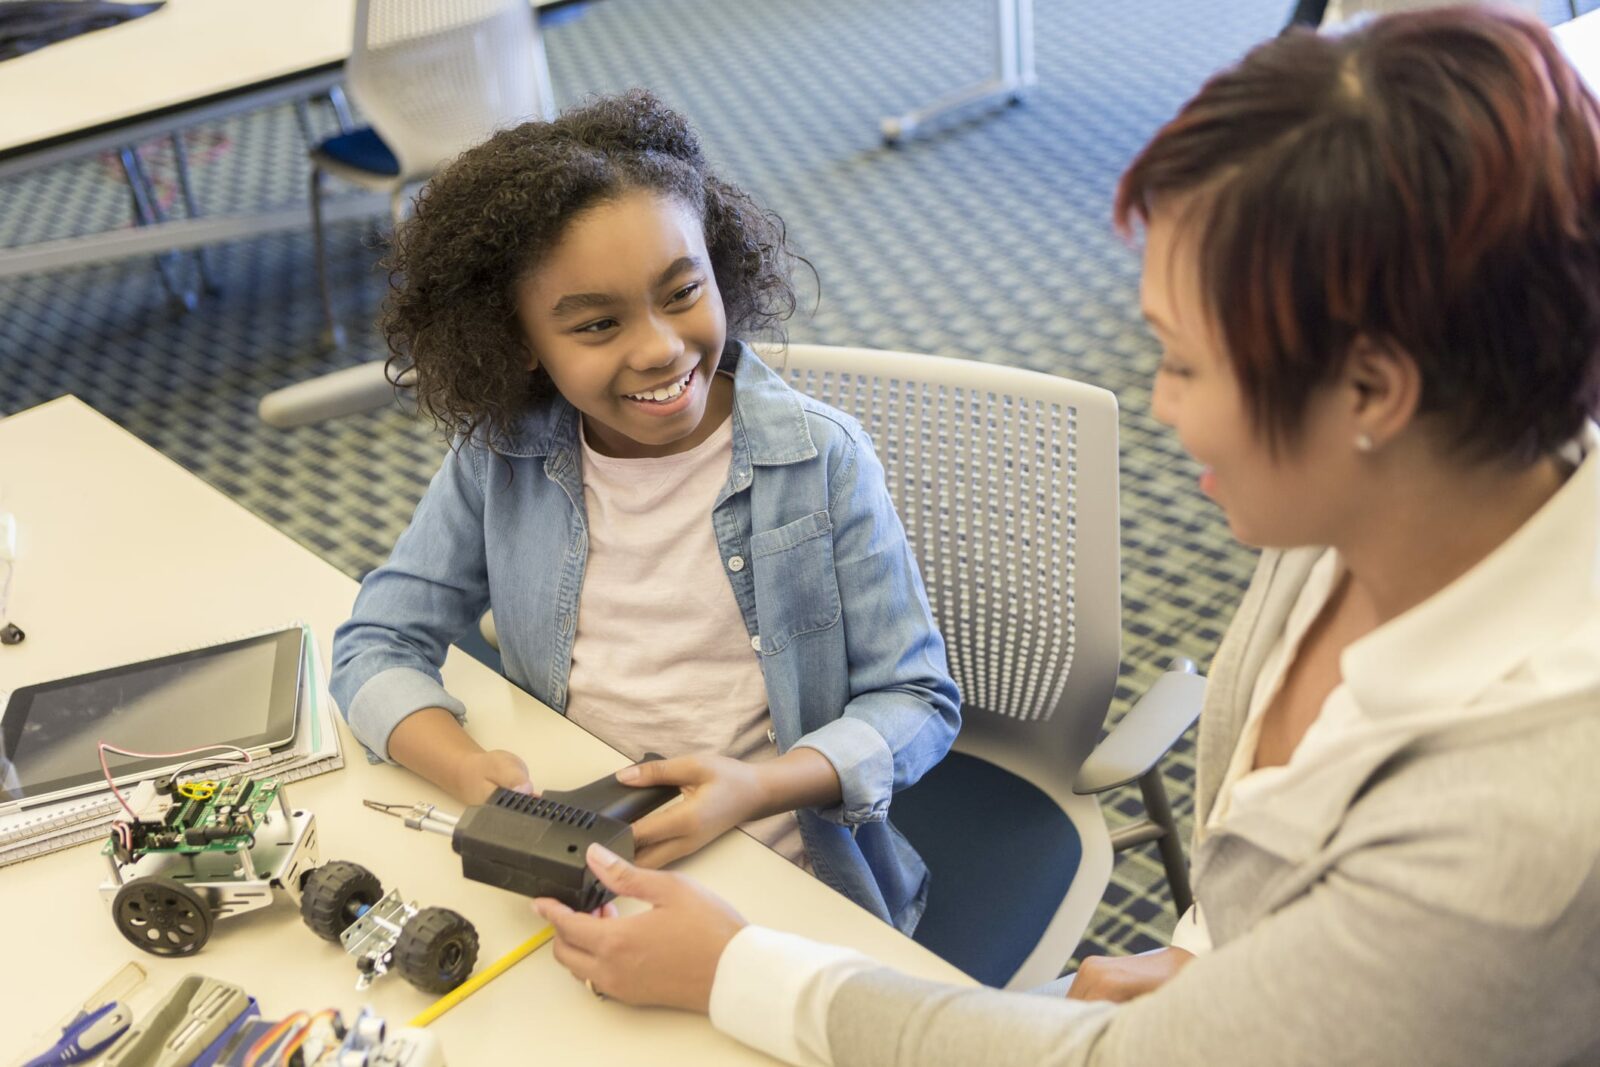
[1556,7,1600,91]
[0,0,571,158]
[0,395,969,1064]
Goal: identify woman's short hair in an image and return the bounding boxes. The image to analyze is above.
[1116,6,1600,464]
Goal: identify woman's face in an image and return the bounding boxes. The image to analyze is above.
[1142,210,1364,549]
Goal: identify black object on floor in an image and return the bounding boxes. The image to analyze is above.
[0,1,165,63]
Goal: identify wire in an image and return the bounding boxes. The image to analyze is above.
[96,743,252,821]
[176,780,219,800]
[242,1011,307,1067]
[277,1008,337,1065]
[170,751,251,782]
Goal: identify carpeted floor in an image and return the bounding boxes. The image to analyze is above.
[1,0,1584,972]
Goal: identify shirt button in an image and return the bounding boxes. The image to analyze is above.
[750,634,762,652]
[727,555,745,572]
[766,727,778,745]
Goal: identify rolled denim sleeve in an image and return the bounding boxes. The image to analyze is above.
[797,429,961,825]
[330,440,488,762]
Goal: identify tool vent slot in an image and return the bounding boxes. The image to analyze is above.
[491,789,598,829]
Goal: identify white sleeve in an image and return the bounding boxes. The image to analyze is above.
[1167,902,1212,955]
[708,926,877,1067]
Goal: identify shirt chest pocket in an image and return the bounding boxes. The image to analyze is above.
[749,510,842,655]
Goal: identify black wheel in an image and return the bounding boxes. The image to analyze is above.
[112,877,212,957]
[393,907,479,994]
[299,860,383,942]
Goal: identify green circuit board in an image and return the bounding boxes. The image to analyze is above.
[103,775,283,860]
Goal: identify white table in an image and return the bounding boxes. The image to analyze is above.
[0,395,970,1064]
[0,0,564,282]
[1556,7,1600,91]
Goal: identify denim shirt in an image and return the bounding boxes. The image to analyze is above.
[330,343,961,932]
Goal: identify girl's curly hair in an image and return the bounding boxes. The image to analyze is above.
[382,89,805,450]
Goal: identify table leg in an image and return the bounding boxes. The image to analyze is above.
[118,146,199,312]
[168,134,218,295]
[880,0,1036,144]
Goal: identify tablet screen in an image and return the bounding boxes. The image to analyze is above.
[0,627,305,807]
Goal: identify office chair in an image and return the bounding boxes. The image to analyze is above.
[259,0,552,429]
[773,344,1203,989]
[473,343,1203,988]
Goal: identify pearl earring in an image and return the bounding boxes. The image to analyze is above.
[1355,432,1375,453]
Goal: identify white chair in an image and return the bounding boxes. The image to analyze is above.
[259,0,553,429]
[770,344,1203,989]
[473,342,1204,987]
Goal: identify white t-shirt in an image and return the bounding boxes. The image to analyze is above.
[565,408,807,868]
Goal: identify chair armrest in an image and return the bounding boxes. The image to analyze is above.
[480,610,499,651]
[1073,659,1205,795]
[258,363,416,429]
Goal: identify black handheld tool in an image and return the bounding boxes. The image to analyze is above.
[365,760,678,911]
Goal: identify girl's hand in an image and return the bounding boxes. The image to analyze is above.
[452,748,535,805]
[620,755,765,868]
[533,842,747,1013]
[1066,947,1195,1003]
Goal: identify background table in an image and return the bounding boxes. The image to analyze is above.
[0,395,970,1065]
[1556,6,1600,89]
[0,0,567,281]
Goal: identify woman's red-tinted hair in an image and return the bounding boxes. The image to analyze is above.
[1116,6,1600,464]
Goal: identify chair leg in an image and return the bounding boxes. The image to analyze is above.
[327,85,356,134]
[294,99,322,150]
[389,185,413,227]
[168,133,218,295]
[1284,0,1328,29]
[1136,768,1194,916]
[309,164,345,350]
[119,146,197,313]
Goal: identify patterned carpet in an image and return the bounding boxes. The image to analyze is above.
[0,0,1585,973]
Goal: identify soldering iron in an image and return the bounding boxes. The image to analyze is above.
[365,761,678,911]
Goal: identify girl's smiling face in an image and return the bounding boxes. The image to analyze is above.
[516,189,731,458]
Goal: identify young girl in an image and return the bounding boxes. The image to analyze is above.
[329,90,960,934]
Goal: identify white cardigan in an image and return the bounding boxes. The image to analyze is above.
[710,425,1600,1067]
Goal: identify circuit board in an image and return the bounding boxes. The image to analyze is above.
[103,775,284,861]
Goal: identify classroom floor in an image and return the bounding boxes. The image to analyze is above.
[0,0,1582,967]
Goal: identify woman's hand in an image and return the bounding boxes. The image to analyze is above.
[1066,947,1195,1003]
[533,843,747,1013]
[452,748,534,805]
[620,755,766,868]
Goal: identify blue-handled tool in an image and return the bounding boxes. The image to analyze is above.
[24,1000,134,1066]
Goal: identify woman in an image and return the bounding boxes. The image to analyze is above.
[1287,0,1541,31]
[533,8,1600,1065]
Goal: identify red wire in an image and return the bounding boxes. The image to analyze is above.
[243,1012,307,1067]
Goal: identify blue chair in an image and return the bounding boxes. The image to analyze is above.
[263,0,552,427]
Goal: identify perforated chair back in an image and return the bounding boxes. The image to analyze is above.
[769,344,1122,798]
[347,0,549,180]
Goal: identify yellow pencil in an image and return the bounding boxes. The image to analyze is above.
[409,924,556,1028]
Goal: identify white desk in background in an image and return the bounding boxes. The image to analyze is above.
[0,395,970,1065]
[1556,6,1600,90]
[0,0,566,284]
